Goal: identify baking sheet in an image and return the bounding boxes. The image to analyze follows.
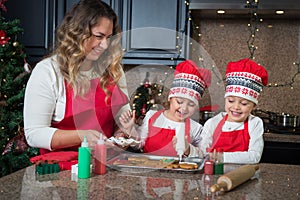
[107,153,205,173]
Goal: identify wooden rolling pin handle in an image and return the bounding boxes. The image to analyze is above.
[210,181,227,193]
[210,165,259,193]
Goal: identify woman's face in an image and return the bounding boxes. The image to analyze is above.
[84,17,113,61]
[225,96,256,122]
[168,97,198,122]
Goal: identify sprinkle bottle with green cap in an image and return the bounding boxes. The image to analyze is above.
[214,148,224,175]
[78,135,91,179]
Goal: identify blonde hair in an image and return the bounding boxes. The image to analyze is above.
[53,0,123,98]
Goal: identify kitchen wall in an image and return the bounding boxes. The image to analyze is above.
[124,15,300,118]
[190,16,300,116]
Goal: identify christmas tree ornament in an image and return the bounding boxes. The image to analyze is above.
[13,41,19,47]
[0,30,10,46]
[2,128,29,155]
[0,0,8,12]
[141,104,146,115]
[23,61,31,73]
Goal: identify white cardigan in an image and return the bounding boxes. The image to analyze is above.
[23,56,130,150]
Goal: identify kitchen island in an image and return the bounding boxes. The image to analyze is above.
[0,162,299,199]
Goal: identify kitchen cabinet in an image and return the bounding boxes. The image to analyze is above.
[65,0,112,10]
[4,0,60,64]
[4,0,112,64]
[262,132,300,165]
[4,0,189,66]
[118,0,189,65]
[261,141,300,165]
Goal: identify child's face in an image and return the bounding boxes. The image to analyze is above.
[225,96,256,122]
[168,97,198,122]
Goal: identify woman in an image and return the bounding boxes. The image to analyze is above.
[23,0,130,153]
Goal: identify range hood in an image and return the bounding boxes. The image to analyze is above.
[189,0,300,19]
[190,0,300,10]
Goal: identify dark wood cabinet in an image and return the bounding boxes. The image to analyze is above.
[119,0,189,65]
[4,0,60,64]
[261,141,300,165]
[4,0,189,66]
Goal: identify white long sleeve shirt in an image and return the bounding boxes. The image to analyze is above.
[199,112,264,164]
[23,56,130,150]
[137,110,203,157]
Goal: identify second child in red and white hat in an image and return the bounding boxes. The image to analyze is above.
[119,60,211,157]
[199,58,268,164]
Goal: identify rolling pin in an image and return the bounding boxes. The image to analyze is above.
[210,164,259,193]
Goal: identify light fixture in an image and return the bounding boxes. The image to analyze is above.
[275,10,284,15]
[217,10,225,14]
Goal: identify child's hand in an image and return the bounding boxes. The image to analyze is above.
[119,110,136,138]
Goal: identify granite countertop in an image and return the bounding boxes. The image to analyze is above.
[263,132,300,143]
[0,163,299,199]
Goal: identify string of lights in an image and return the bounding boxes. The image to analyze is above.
[267,62,300,88]
[245,0,299,88]
[245,0,260,60]
[189,0,299,88]
[189,9,225,84]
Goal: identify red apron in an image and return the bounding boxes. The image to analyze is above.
[40,78,128,154]
[143,110,190,156]
[211,114,250,152]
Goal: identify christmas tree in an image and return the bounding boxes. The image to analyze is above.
[0,0,38,178]
[131,72,167,125]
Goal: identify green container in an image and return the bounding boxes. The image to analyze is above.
[214,163,224,175]
[78,146,91,179]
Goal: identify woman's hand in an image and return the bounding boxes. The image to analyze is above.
[77,130,106,149]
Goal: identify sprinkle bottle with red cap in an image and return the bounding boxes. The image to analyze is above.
[204,147,214,175]
[94,135,107,175]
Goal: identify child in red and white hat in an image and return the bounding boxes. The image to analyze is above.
[200,58,268,164]
[119,60,211,157]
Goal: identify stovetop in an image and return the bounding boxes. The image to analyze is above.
[264,123,300,135]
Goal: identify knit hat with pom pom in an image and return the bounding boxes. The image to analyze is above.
[225,58,268,104]
[168,60,212,105]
